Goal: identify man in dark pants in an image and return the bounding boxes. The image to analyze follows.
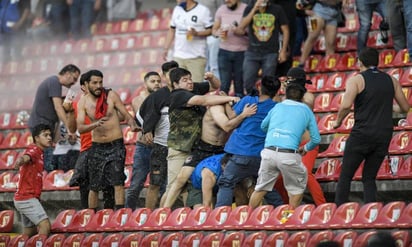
[333,48,410,206]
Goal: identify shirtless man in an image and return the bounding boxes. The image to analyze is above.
[76,69,139,210]
[125,71,162,210]
[162,90,257,208]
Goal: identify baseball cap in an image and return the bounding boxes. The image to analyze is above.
[286,67,312,85]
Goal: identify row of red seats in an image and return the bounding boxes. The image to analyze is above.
[2,229,410,247]
[50,201,412,233]
[318,130,412,158]
[315,154,412,181]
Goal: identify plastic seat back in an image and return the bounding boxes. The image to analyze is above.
[222,205,252,230]
[160,232,184,247]
[81,233,104,247]
[398,156,412,179]
[200,232,224,247]
[162,207,191,230]
[62,233,85,247]
[313,93,333,113]
[25,234,47,247]
[221,231,246,247]
[140,207,171,231]
[51,209,76,233]
[328,202,360,229]
[197,206,229,230]
[351,202,383,228]
[119,232,144,247]
[285,231,311,247]
[181,232,204,247]
[392,230,411,247]
[263,231,289,247]
[333,230,358,247]
[122,207,152,231]
[44,234,66,247]
[305,203,337,229]
[283,204,316,229]
[140,232,163,247]
[307,230,334,246]
[242,205,273,230]
[318,135,348,158]
[397,202,412,228]
[315,159,342,182]
[389,131,412,154]
[243,231,267,247]
[84,209,114,232]
[0,210,14,232]
[8,234,28,247]
[101,207,132,232]
[0,235,10,247]
[101,233,124,247]
[65,209,95,232]
[353,230,377,247]
[262,204,292,230]
[377,156,404,180]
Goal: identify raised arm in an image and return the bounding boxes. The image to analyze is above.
[187,95,239,107]
[210,103,257,132]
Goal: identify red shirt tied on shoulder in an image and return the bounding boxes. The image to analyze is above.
[14,144,44,201]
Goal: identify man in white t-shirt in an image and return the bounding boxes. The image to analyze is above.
[163,0,213,82]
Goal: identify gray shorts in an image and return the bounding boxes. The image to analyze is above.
[313,2,338,26]
[14,198,48,227]
[255,148,307,195]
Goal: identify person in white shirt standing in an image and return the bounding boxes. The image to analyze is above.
[163,0,213,82]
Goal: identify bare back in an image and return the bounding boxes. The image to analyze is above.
[84,91,123,143]
[201,105,228,146]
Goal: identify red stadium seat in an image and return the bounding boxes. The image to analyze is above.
[315,158,342,182]
[328,92,345,112]
[334,112,355,133]
[62,233,85,247]
[119,233,144,247]
[399,67,412,86]
[122,208,152,231]
[0,171,18,192]
[0,210,14,232]
[191,206,223,230]
[307,74,328,93]
[313,93,334,113]
[8,234,28,247]
[221,231,246,247]
[285,231,311,247]
[200,232,224,247]
[0,131,21,150]
[128,19,145,33]
[25,234,47,247]
[393,49,412,67]
[101,233,124,247]
[336,33,352,52]
[0,235,10,246]
[397,202,412,229]
[135,34,153,49]
[263,231,289,247]
[242,205,273,230]
[161,207,192,230]
[116,87,132,104]
[101,208,132,232]
[283,204,316,230]
[160,232,184,247]
[388,131,412,154]
[318,135,348,158]
[338,12,359,33]
[336,51,358,71]
[373,201,405,228]
[318,54,341,72]
[44,234,66,247]
[0,112,12,130]
[368,31,393,50]
[398,156,412,179]
[307,230,334,246]
[387,67,404,82]
[328,202,360,229]
[123,126,138,145]
[351,202,383,228]
[392,230,411,247]
[140,207,171,231]
[65,209,95,232]
[0,150,18,170]
[124,166,133,188]
[258,204,291,231]
[323,72,347,92]
[304,55,322,73]
[243,231,267,247]
[353,230,377,247]
[304,203,337,229]
[84,209,114,232]
[140,232,163,247]
[378,49,396,68]
[51,209,76,233]
[333,230,358,247]
[82,233,104,247]
[15,130,33,149]
[43,170,72,191]
[222,205,252,230]
[376,156,404,179]
[119,36,139,51]
[181,232,204,247]
[125,145,135,166]
[317,113,337,135]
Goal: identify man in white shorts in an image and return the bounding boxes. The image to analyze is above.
[249,82,321,209]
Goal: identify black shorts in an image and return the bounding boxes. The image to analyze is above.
[69,150,89,187]
[183,140,224,168]
[149,143,168,186]
[88,139,126,191]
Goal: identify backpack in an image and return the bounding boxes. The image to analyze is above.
[0,0,20,33]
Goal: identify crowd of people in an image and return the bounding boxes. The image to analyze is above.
[5,0,412,242]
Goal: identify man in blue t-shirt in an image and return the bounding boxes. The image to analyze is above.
[215,75,282,207]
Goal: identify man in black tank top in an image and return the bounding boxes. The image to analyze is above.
[333,48,410,206]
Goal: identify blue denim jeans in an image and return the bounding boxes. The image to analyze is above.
[355,0,387,53]
[206,36,220,80]
[243,51,278,94]
[218,49,245,97]
[215,154,283,207]
[125,143,151,209]
[69,0,95,39]
[404,0,412,57]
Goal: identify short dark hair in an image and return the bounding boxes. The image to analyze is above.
[286,83,306,101]
[169,68,191,89]
[59,64,80,76]
[84,69,104,82]
[359,47,379,67]
[367,231,397,247]
[31,124,51,143]
[80,72,89,86]
[316,241,340,247]
[161,60,179,74]
[261,75,281,98]
[144,71,160,82]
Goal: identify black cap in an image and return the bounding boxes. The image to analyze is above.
[286,67,312,86]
